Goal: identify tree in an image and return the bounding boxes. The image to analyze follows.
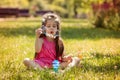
[93,0,120,31]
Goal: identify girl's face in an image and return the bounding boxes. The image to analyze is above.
[45,20,58,36]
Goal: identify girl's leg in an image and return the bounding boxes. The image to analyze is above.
[60,57,80,70]
[68,57,80,68]
[60,62,69,70]
[23,58,43,70]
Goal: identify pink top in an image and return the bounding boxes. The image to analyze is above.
[34,37,56,68]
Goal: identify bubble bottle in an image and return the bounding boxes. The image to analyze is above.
[52,60,60,73]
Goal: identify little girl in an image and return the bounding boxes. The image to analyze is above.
[23,13,80,70]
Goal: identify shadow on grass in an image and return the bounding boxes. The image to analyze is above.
[62,27,120,40]
[0,26,120,39]
[82,53,120,73]
[0,26,38,37]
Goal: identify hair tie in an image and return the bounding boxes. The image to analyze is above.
[48,16,51,19]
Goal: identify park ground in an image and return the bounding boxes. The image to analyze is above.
[0,18,120,80]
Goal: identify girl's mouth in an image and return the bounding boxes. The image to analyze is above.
[50,31,54,34]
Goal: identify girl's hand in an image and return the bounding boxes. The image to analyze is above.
[35,28,43,38]
[67,56,72,63]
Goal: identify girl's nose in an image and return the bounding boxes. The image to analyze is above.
[50,26,54,29]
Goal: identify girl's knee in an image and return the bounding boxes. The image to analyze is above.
[72,57,80,65]
[23,58,30,66]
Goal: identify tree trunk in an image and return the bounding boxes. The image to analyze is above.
[73,3,78,18]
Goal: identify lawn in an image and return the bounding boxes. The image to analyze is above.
[0,18,120,80]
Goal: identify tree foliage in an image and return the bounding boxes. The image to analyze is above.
[0,0,113,18]
[0,0,29,8]
[93,0,120,31]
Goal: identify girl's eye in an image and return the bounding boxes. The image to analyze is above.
[53,26,56,28]
[47,26,50,28]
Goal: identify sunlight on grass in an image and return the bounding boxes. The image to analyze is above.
[0,18,120,79]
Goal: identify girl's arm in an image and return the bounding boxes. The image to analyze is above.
[35,38,43,53]
[58,38,72,63]
[35,28,43,53]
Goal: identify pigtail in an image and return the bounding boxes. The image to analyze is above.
[55,37,64,60]
[55,37,59,59]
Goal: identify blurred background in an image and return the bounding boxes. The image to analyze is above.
[0,0,120,30]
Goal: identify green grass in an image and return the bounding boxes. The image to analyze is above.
[0,18,120,80]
